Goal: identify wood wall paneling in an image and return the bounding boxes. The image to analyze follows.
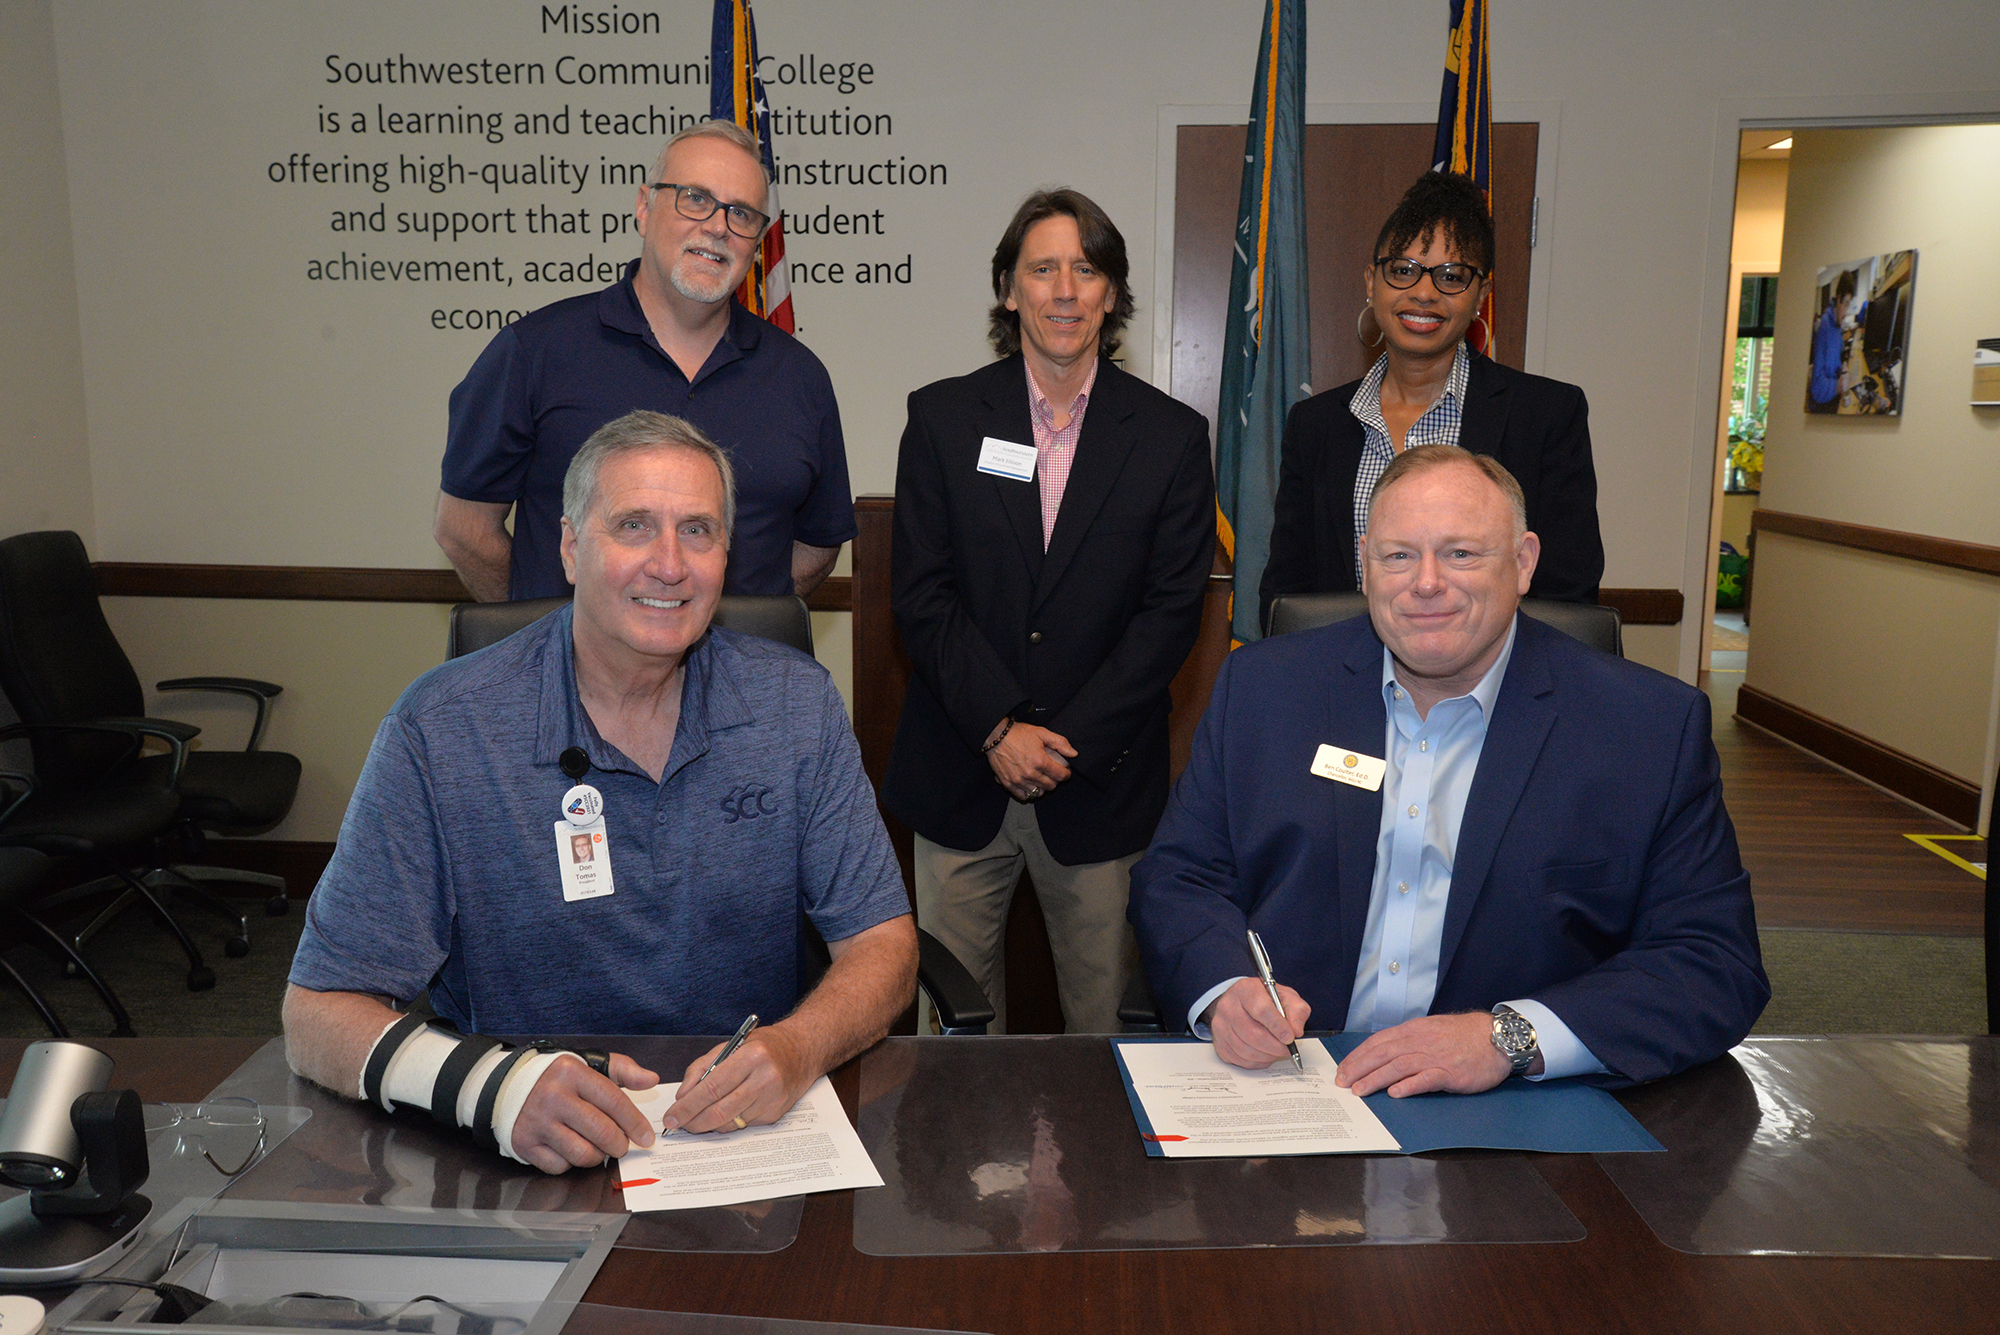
[1736,682,1980,829]
[92,561,857,611]
[1751,510,2000,578]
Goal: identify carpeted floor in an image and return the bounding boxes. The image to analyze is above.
[1753,928,1986,1035]
[2,895,307,1039]
[1,900,1986,1041]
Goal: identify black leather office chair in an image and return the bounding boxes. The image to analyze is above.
[444,593,994,1034]
[448,594,818,659]
[1266,592,1624,657]
[0,531,303,982]
[0,838,135,1036]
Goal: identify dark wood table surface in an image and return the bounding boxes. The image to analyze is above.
[8,1036,2000,1335]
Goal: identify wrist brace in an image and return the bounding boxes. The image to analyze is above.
[357,1017,600,1165]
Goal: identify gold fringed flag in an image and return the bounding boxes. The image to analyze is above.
[1432,0,1494,358]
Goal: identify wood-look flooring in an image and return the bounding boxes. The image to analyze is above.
[1706,667,1986,936]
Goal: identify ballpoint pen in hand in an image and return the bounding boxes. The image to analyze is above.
[1246,930,1305,1074]
[693,1013,759,1088]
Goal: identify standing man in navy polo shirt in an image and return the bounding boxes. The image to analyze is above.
[435,119,855,602]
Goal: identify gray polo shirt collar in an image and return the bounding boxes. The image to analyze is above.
[533,602,756,782]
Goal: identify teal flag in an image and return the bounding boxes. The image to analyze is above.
[1215,0,1311,643]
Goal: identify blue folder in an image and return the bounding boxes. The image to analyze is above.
[1113,1034,1662,1157]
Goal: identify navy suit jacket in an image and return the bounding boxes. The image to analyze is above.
[1128,613,1768,1087]
[1258,356,1604,624]
[884,355,1215,864]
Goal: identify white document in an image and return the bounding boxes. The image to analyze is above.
[1115,1038,1401,1158]
[614,1076,883,1212]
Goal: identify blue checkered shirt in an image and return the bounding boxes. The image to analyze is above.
[1348,343,1473,587]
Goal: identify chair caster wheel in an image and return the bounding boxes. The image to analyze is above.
[224,936,250,958]
[187,967,216,991]
[266,895,290,917]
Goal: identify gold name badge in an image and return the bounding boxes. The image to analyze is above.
[1311,744,1387,792]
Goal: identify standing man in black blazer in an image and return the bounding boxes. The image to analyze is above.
[886,189,1215,1033]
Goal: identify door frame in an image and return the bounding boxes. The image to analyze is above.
[1689,95,2000,830]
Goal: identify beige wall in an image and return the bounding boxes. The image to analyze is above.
[99,599,453,841]
[0,0,91,541]
[1756,126,2000,539]
[1746,125,2000,797]
[1731,158,1790,268]
[1747,535,2000,783]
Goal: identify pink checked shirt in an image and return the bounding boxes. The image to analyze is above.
[1025,360,1099,550]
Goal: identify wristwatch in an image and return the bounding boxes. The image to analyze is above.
[1490,1006,1539,1077]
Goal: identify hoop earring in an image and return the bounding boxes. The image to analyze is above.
[1468,314,1491,356]
[1356,302,1385,349]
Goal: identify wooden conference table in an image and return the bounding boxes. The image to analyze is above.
[6,1034,2000,1334]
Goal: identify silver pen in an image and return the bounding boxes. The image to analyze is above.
[1246,930,1305,1074]
[693,1013,759,1087]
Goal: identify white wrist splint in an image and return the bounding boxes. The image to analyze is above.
[357,1015,604,1164]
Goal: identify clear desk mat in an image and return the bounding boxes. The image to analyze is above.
[553,1304,988,1335]
[1602,1036,2000,1257]
[201,1036,803,1254]
[0,1094,309,1243]
[852,1036,1584,1256]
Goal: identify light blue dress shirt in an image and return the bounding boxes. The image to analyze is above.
[1190,621,1606,1081]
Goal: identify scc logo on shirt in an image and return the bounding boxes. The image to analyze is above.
[720,783,778,823]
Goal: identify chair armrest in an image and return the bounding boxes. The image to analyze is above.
[100,717,200,785]
[916,928,995,1035]
[0,717,198,787]
[1118,971,1164,1033]
[0,769,34,825]
[157,677,283,751]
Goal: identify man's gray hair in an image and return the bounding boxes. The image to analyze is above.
[562,411,736,543]
[1368,443,1527,541]
[651,119,771,191]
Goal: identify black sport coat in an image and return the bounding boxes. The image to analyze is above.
[885,355,1215,865]
[1258,355,1603,625]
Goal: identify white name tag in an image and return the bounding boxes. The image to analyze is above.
[976,436,1037,482]
[555,818,616,902]
[1311,744,1387,791]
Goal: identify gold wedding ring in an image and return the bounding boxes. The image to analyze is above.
[731,1114,748,1130]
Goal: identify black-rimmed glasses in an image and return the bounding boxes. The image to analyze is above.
[650,183,769,238]
[1374,256,1486,295]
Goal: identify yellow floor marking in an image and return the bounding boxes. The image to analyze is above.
[1903,833,1988,881]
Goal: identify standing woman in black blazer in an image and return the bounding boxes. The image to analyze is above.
[1259,172,1602,625]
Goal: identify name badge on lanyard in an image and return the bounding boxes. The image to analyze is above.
[555,783,616,902]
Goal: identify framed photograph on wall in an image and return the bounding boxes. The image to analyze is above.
[1976,338,2000,407]
[1804,250,1917,416]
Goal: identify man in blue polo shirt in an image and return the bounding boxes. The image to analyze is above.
[435,119,855,602]
[288,410,916,1175]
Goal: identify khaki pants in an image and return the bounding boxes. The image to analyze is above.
[914,799,1140,1034]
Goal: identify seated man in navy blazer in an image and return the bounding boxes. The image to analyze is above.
[1129,444,1767,1093]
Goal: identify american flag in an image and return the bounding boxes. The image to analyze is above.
[710,0,792,332]
[1432,0,1495,359]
